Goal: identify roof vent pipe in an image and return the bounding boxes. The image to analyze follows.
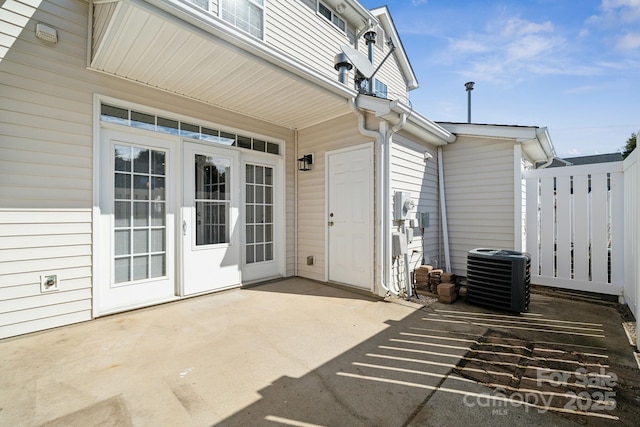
[465,81,474,123]
[364,30,377,92]
[334,53,353,85]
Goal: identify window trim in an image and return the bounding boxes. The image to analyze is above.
[317,1,347,34]
[219,0,266,40]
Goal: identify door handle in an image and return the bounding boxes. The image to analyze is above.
[183,220,187,236]
[328,221,334,226]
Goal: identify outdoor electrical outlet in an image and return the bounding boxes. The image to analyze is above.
[40,274,59,293]
[307,256,314,266]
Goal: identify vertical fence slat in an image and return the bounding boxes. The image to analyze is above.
[610,171,624,286]
[540,177,555,278]
[623,152,638,323]
[556,175,571,279]
[526,177,540,275]
[591,173,609,283]
[573,176,590,282]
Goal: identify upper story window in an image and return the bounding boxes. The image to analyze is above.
[318,2,346,33]
[359,79,389,99]
[221,0,265,39]
[374,80,388,99]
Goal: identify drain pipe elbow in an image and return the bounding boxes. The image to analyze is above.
[392,113,407,133]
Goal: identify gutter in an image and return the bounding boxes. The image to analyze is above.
[535,127,555,169]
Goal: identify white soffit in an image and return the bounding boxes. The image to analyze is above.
[91,1,352,130]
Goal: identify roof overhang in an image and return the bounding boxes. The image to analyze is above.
[89,0,356,130]
[437,122,556,164]
[356,95,455,146]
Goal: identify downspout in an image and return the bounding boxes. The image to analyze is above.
[294,129,299,277]
[387,114,409,295]
[437,146,451,272]
[349,98,399,296]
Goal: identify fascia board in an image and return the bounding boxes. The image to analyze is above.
[393,103,456,145]
[437,122,540,141]
[139,0,357,100]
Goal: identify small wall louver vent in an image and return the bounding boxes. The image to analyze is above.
[36,23,58,43]
[466,248,531,313]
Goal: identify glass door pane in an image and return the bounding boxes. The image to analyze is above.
[113,145,167,284]
[194,154,231,246]
[245,164,274,264]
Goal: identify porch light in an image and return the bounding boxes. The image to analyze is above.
[297,154,313,171]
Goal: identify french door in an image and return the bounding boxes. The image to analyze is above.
[182,142,241,295]
[97,129,176,314]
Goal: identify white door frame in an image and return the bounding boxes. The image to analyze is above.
[325,142,375,290]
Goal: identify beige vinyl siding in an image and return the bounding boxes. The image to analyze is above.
[370,37,408,104]
[442,137,516,276]
[389,135,440,290]
[266,1,354,84]
[390,134,440,279]
[0,0,294,338]
[296,114,370,281]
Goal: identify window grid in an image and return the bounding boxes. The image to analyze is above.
[221,0,264,39]
[114,145,166,284]
[245,164,274,264]
[195,155,230,246]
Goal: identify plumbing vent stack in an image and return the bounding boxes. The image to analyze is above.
[334,53,352,85]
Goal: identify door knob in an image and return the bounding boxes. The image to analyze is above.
[328,221,334,226]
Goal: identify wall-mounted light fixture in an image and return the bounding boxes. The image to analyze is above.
[424,152,433,162]
[297,154,314,171]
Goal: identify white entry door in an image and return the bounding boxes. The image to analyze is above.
[327,144,374,289]
[97,128,176,315]
[182,142,241,295]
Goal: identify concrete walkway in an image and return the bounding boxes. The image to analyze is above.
[0,278,638,426]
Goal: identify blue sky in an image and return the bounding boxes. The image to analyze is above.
[359,0,640,157]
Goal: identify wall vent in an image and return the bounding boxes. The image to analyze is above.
[466,248,531,313]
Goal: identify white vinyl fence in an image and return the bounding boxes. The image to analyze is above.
[523,162,624,296]
[623,149,639,331]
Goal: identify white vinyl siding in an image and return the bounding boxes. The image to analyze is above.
[390,135,440,273]
[296,115,371,281]
[0,0,294,338]
[367,34,409,105]
[442,137,516,276]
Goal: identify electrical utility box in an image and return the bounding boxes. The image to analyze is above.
[392,232,407,257]
[394,191,415,220]
[418,212,430,228]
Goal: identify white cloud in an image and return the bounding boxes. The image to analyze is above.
[441,16,573,84]
[616,32,640,50]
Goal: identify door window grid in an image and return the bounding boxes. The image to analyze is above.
[245,164,274,264]
[114,145,166,284]
[195,155,231,245]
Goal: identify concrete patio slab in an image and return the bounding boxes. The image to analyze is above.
[0,278,638,426]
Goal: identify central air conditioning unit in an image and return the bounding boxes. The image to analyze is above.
[466,248,531,313]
